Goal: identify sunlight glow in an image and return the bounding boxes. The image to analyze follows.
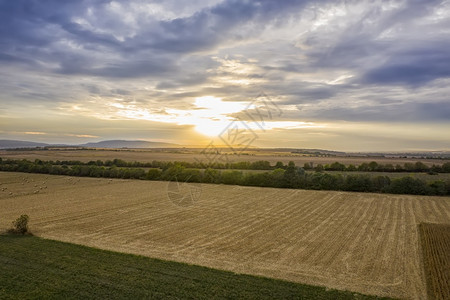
[67,96,325,139]
[169,96,248,136]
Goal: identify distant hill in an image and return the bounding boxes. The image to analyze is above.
[0,140,49,149]
[79,140,179,148]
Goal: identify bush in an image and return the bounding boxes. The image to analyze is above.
[11,214,30,235]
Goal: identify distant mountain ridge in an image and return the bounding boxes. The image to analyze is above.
[0,139,178,149]
[0,140,49,149]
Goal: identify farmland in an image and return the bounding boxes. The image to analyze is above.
[1,172,449,299]
[418,223,450,300]
[1,148,448,166]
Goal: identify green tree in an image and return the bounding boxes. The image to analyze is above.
[303,162,312,170]
[395,164,404,172]
[271,168,285,187]
[344,175,373,192]
[346,164,356,171]
[310,173,342,190]
[250,160,271,170]
[243,172,272,187]
[130,168,146,179]
[403,163,415,172]
[221,170,243,185]
[368,161,378,171]
[387,177,430,195]
[314,164,324,172]
[283,161,300,188]
[181,169,202,182]
[203,168,220,183]
[275,161,285,169]
[329,162,345,171]
[372,176,391,192]
[383,164,395,172]
[146,169,162,180]
[441,162,450,173]
[161,164,185,181]
[429,180,446,196]
[358,163,369,171]
[414,162,429,172]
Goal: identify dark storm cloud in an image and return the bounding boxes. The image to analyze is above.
[0,0,110,48]
[0,0,310,79]
[301,0,450,86]
[265,81,340,104]
[59,57,176,78]
[297,100,450,123]
[3,0,447,87]
[361,45,450,86]
[149,0,307,52]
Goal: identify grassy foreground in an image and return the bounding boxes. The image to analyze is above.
[0,235,389,299]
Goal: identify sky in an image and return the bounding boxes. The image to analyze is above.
[0,0,449,151]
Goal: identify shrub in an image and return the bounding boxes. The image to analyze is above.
[11,214,30,234]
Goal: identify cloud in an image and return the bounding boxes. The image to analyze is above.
[0,0,311,80]
[1,0,450,149]
[361,45,450,86]
[24,131,46,135]
[65,134,99,138]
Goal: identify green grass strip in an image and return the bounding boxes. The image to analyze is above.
[0,234,390,299]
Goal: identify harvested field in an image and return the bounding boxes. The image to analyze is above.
[418,223,450,300]
[1,172,449,299]
[1,149,447,166]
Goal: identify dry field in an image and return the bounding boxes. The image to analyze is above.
[1,171,449,299]
[1,149,447,166]
[418,223,450,300]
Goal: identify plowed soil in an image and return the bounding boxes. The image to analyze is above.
[419,223,450,300]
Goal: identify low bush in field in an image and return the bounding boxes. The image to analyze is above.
[9,214,31,235]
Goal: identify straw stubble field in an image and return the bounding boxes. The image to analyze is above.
[0,172,449,299]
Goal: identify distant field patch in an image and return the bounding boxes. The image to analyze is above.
[419,223,450,300]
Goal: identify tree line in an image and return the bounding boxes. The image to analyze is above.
[303,161,450,173]
[0,158,448,196]
[4,157,449,173]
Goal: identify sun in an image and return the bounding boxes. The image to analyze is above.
[190,96,248,137]
[194,119,232,137]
